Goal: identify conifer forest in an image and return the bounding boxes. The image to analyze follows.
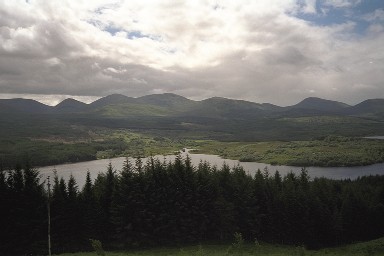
[1,155,384,255]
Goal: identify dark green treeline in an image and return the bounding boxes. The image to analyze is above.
[1,155,384,255]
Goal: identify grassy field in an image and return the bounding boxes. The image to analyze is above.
[57,237,384,256]
[193,136,384,167]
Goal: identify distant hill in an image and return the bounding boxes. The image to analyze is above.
[2,93,384,142]
[0,98,51,113]
[94,102,173,117]
[182,97,269,119]
[259,103,283,112]
[54,98,88,113]
[346,99,384,116]
[290,97,350,112]
[89,94,135,108]
[1,94,384,121]
[137,93,196,109]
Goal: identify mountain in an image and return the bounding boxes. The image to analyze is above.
[290,97,350,113]
[183,97,268,119]
[259,103,283,112]
[90,93,179,117]
[93,102,173,117]
[137,93,197,110]
[0,98,51,113]
[346,99,384,116]
[2,93,384,143]
[1,94,384,121]
[89,94,134,108]
[53,98,88,113]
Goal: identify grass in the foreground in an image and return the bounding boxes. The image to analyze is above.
[57,237,384,256]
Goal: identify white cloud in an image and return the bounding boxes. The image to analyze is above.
[301,0,317,14]
[324,0,361,8]
[0,0,383,106]
[362,9,384,22]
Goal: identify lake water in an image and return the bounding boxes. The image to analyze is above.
[364,136,384,140]
[38,150,384,188]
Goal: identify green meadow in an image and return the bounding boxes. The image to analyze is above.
[193,136,384,167]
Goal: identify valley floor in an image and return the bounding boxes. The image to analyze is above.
[194,136,384,167]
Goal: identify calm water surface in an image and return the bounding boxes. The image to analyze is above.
[38,150,384,188]
[364,136,384,140]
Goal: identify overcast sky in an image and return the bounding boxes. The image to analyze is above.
[0,0,383,106]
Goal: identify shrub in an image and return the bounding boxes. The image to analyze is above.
[90,239,105,256]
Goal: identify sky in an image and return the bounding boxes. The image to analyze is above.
[0,0,383,106]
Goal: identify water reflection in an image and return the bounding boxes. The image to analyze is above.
[364,136,384,140]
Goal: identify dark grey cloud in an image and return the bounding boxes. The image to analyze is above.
[0,0,383,106]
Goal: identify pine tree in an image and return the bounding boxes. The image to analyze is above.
[51,175,69,253]
[80,171,99,247]
[341,186,369,242]
[232,165,260,240]
[6,166,27,254]
[212,163,236,241]
[22,164,46,253]
[103,163,116,244]
[111,157,135,247]
[0,169,8,251]
[122,157,133,173]
[66,174,83,250]
[135,156,143,173]
[2,165,46,254]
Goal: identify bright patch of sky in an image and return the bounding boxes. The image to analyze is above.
[294,0,383,35]
[103,26,159,41]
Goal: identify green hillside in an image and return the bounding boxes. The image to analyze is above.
[95,103,173,117]
[2,93,384,168]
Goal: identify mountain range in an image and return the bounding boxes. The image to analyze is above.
[1,92,384,143]
[1,93,383,120]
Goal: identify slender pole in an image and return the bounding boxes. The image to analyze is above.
[47,176,52,256]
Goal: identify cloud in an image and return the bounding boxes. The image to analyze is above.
[0,0,383,106]
[362,9,384,22]
[324,0,361,8]
[300,0,317,14]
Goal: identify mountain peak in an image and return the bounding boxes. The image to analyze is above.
[357,98,384,105]
[348,98,384,114]
[139,93,189,100]
[137,93,194,107]
[56,98,85,106]
[204,96,230,102]
[0,98,50,113]
[54,98,87,113]
[291,97,350,112]
[90,94,133,108]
